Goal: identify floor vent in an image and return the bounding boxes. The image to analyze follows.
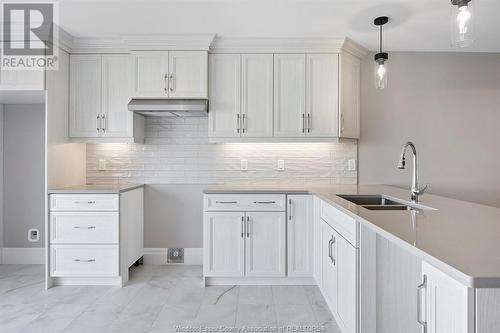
[167,248,184,263]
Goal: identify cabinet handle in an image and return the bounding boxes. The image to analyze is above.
[164,74,168,94]
[242,114,246,133]
[254,201,276,204]
[307,113,311,133]
[417,274,428,333]
[73,226,96,230]
[101,114,106,134]
[237,114,240,134]
[328,235,334,263]
[96,115,101,134]
[288,199,292,221]
[331,236,336,265]
[302,113,305,133]
[169,74,174,92]
[241,216,245,238]
[215,201,237,204]
[340,114,345,134]
[74,258,95,263]
[73,201,96,205]
[246,216,250,237]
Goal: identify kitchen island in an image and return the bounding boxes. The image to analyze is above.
[203,184,500,333]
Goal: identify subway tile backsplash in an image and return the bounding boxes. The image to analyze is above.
[86,117,357,185]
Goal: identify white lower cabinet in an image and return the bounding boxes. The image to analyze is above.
[420,262,474,333]
[321,220,338,313]
[245,212,286,277]
[48,187,144,287]
[287,195,313,277]
[337,233,357,333]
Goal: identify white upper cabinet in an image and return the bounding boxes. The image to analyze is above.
[306,54,339,137]
[131,51,207,98]
[208,54,241,138]
[241,54,274,137]
[131,51,169,98]
[101,55,133,138]
[339,52,361,138]
[69,55,102,138]
[168,51,208,98]
[273,54,306,137]
[70,54,142,141]
[287,195,313,277]
[245,212,286,277]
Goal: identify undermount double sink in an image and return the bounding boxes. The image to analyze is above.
[337,194,432,211]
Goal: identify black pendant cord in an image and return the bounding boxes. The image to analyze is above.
[379,24,383,54]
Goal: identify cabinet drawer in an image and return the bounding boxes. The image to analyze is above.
[50,212,119,244]
[50,194,119,211]
[320,200,358,247]
[204,194,286,211]
[50,245,119,277]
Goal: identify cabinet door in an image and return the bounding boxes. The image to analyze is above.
[321,220,337,314]
[203,212,245,277]
[421,262,473,333]
[273,54,306,137]
[0,68,44,90]
[69,55,102,138]
[337,234,358,333]
[287,195,313,277]
[306,54,339,137]
[208,54,241,138]
[245,212,286,277]
[101,55,133,138]
[339,52,361,138]
[168,51,208,98]
[131,51,169,98]
[241,54,274,137]
[313,196,322,285]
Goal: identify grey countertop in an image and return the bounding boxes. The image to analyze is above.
[48,184,144,194]
[204,184,500,288]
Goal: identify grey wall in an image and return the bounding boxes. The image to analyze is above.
[3,104,45,248]
[359,52,500,208]
[144,184,204,248]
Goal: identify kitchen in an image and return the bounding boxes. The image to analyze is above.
[1,0,500,332]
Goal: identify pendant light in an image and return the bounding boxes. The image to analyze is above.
[451,0,475,47]
[374,16,389,90]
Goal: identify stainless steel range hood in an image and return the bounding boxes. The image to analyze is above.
[128,99,208,117]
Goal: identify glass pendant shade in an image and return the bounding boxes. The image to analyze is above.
[451,0,475,47]
[374,54,388,90]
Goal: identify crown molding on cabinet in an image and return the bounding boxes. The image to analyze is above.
[210,37,368,57]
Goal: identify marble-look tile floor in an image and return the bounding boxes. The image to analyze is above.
[0,264,341,333]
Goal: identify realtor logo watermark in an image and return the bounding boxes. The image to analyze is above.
[1,1,59,70]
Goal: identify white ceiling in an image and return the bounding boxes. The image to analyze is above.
[58,0,500,52]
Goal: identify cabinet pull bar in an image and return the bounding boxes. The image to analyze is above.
[74,259,95,263]
[164,74,168,94]
[73,226,96,230]
[216,201,237,204]
[246,216,250,237]
[307,113,311,133]
[302,113,305,133]
[417,274,428,333]
[241,216,245,238]
[288,199,292,221]
[73,201,96,204]
[332,236,336,265]
[242,114,246,133]
[254,201,276,204]
[237,114,240,134]
[101,114,106,134]
[169,74,174,92]
[96,115,101,134]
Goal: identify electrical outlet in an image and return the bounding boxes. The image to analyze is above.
[240,159,248,171]
[28,228,39,242]
[98,159,107,171]
[348,159,357,171]
[277,160,285,171]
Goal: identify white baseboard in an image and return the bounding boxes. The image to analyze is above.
[2,248,44,264]
[143,248,202,265]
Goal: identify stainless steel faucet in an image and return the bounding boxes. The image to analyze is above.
[397,142,427,202]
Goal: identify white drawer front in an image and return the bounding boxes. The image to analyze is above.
[204,194,286,211]
[50,245,119,277]
[320,200,358,247]
[50,212,119,244]
[50,194,119,211]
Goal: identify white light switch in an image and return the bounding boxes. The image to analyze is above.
[98,159,107,171]
[277,160,285,171]
[240,159,248,171]
[348,159,357,171]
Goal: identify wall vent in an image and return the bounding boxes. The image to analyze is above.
[167,248,184,264]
